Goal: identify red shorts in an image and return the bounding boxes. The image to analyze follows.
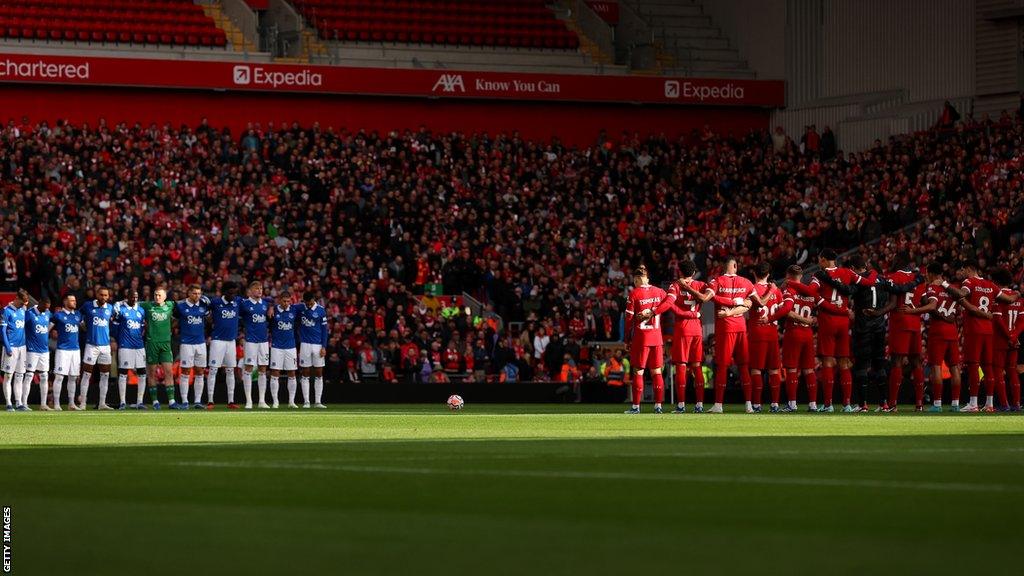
[889,329,923,356]
[962,332,993,365]
[714,331,748,367]
[817,315,851,358]
[631,344,663,370]
[927,335,960,368]
[671,335,703,365]
[749,337,781,370]
[783,331,815,370]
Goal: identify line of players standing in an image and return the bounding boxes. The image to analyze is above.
[1,281,330,411]
[624,250,1023,414]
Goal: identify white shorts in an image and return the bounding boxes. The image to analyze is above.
[54,349,81,376]
[2,346,27,374]
[208,340,238,369]
[118,347,147,370]
[299,343,326,368]
[179,343,208,369]
[270,347,297,372]
[83,344,112,366]
[244,341,270,368]
[26,351,50,373]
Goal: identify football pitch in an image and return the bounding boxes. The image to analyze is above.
[2,405,1023,576]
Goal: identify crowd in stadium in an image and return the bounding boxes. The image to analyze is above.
[0,105,1022,410]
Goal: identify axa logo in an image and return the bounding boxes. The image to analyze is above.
[233,65,251,85]
[432,74,465,93]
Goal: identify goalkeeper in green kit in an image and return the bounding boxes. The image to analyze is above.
[140,286,180,409]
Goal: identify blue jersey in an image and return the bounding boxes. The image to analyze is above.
[112,303,146,350]
[80,300,113,346]
[52,309,82,351]
[239,298,272,343]
[270,304,302,350]
[1,304,27,350]
[298,303,329,346]
[175,299,210,345]
[25,307,52,354]
[210,296,243,341]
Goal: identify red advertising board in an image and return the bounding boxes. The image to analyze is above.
[586,1,620,25]
[0,52,784,107]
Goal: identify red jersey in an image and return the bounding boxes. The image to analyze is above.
[921,283,959,340]
[667,280,704,337]
[626,284,670,346]
[748,282,784,341]
[810,267,877,316]
[994,288,1023,344]
[707,274,754,333]
[780,283,816,334]
[961,276,999,335]
[887,270,923,332]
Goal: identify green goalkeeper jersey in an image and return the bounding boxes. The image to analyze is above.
[140,301,175,344]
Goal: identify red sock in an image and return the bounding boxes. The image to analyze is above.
[739,365,752,403]
[652,372,665,404]
[951,375,962,405]
[839,368,852,406]
[632,373,643,405]
[674,366,687,404]
[785,371,799,404]
[1011,368,1021,407]
[913,365,925,407]
[931,377,943,404]
[888,364,903,407]
[805,371,817,404]
[967,364,980,397]
[769,372,781,404]
[820,366,834,406]
[995,368,1007,407]
[751,372,763,405]
[693,367,705,403]
[714,364,727,404]
[983,364,995,398]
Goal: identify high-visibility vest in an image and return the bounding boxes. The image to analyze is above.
[605,357,625,387]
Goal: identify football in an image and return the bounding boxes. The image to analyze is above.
[447,395,464,411]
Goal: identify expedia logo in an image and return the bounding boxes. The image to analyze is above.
[233,65,323,88]
[432,74,465,93]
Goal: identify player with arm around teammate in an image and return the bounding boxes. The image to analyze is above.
[269,288,302,409]
[24,295,53,410]
[665,260,711,413]
[112,290,148,410]
[298,290,329,409]
[208,282,244,410]
[624,264,674,414]
[175,284,212,410]
[140,286,180,410]
[2,289,30,411]
[51,295,83,411]
[80,286,115,410]
[240,281,274,409]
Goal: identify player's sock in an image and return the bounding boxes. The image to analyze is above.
[314,376,324,404]
[1011,368,1021,407]
[205,374,215,404]
[693,367,705,404]
[79,374,91,406]
[146,383,157,404]
[2,376,10,407]
[985,394,994,407]
[52,374,64,406]
[739,366,752,404]
[820,366,834,407]
[713,368,726,405]
[888,364,903,407]
[257,372,267,403]
[97,372,110,406]
[300,376,310,404]
[995,369,1008,407]
[652,372,664,405]
[839,368,852,406]
[67,375,78,407]
[674,366,687,406]
[179,374,190,405]
[118,374,128,405]
[163,383,176,404]
[226,370,236,404]
[805,371,817,408]
[632,373,643,407]
[134,374,146,404]
[982,364,995,401]
[949,378,960,407]
[12,373,25,407]
[931,378,942,406]
[967,364,980,401]
[287,377,297,404]
[269,375,279,404]
[193,375,205,404]
[21,373,31,406]
[912,365,924,406]
[769,372,781,405]
[785,371,798,406]
[751,373,764,407]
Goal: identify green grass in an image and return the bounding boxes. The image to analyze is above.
[2,405,1023,576]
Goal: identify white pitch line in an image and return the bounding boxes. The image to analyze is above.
[170,461,1019,493]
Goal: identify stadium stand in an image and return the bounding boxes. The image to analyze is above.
[0,0,227,47]
[1,110,1021,384]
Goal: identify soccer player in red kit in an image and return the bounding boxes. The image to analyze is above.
[665,260,711,413]
[991,269,1022,411]
[809,249,877,412]
[624,264,674,414]
[748,262,784,413]
[944,262,1017,412]
[877,255,927,410]
[695,257,753,413]
[778,265,818,412]
[915,263,962,412]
